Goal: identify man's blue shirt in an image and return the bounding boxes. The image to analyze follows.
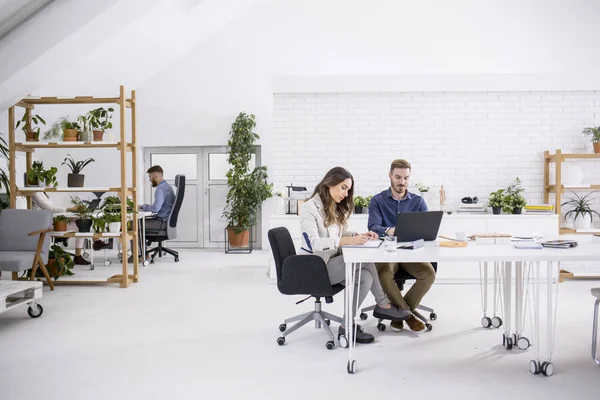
[367,188,428,236]
[141,180,176,221]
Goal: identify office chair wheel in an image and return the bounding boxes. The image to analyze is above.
[117,253,123,260]
[326,341,335,350]
[517,337,530,350]
[338,335,348,348]
[82,251,90,259]
[27,304,43,318]
[541,361,554,377]
[174,257,179,262]
[143,260,150,267]
[104,260,111,266]
[505,337,513,350]
[347,360,356,374]
[359,312,368,320]
[377,322,386,331]
[324,319,330,326]
[481,317,492,328]
[429,312,437,321]
[530,360,541,375]
[491,316,503,328]
[279,324,287,332]
[277,337,285,346]
[425,323,433,332]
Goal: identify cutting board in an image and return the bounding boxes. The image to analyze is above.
[439,240,468,248]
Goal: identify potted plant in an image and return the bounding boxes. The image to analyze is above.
[505,177,526,214]
[45,244,75,280]
[487,189,505,215]
[0,134,9,203]
[222,112,273,248]
[91,215,107,233]
[61,119,81,142]
[77,114,93,142]
[365,195,373,207]
[354,195,368,214]
[562,190,600,230]
[25,161,57,187]
[104,212,122,233]
[71,197,94,232]
[88,107,114,141]
[15,111,46,142]
[582,126,600,154]
[52,215,70,231]
[42,117,68,141]
[62,154,95,187]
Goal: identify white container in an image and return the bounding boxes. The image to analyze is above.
[108,222,121,233]
[573,214,592,230]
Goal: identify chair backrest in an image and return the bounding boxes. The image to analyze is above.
[0,209,53,262]
[268,227,297,283]
[167,174,186,239]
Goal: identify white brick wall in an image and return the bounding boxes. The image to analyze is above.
[272,91,600,216]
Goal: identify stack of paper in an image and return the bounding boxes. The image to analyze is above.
[524,204,554,215]
[541,240,578,249]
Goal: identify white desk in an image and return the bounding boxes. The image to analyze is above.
[341,241,600,376]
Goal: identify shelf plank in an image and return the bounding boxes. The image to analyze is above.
[16,187,133,195]
[562,153,600,159]
[545,184,600,191]
[20,97,121,105]
[559,228,600,234]
[14,142,134,151]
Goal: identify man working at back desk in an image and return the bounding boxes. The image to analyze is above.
[368,159,436,333]
[133,165,175,261]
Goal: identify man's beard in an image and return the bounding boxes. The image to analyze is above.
[152,181,158,187]
[391,182,406,194]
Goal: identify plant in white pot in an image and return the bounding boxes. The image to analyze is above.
[562,191,600,230]
[222,112,273,248]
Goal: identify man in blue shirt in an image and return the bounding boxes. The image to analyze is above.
[368,159,435,333]
[140,165,176,230]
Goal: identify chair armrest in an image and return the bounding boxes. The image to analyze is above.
[279,254,334,296]
[28,229,52,236]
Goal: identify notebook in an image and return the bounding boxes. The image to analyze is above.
[342,240,382,249]
[541,240,578,249]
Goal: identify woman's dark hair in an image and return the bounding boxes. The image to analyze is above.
[311,166,354,228]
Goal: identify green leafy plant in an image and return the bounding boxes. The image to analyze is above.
[562,190,600,222]
[504,177,527,213]
[0,134,11,201]
[103,212,122,223]
[15,112,46,134]
[582,126,600,143]
[487,189,505,208]
[46,244,75,280]
[91,216,107,233]
[26,161,57,187]
[61,119,81,130]
[77,114,92,132]
[222,112,273,235]
[88,107,114,131]
[354,195,368,208]
[62,154,95,174]
[365,195,373,206]
[70,197,93,220]
[43,117,68,140]
[415,182,430,192]
[52,215,70,223]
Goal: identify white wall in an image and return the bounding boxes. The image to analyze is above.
[272,90,600,218]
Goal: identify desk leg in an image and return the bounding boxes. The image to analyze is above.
[479,262,491,328]
[343,261,358,374]
[502,262,513,349]
[514,262,531,350]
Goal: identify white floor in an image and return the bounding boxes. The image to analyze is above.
[1,249,599,400]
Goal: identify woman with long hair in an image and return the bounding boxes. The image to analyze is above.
[300,167,410,343]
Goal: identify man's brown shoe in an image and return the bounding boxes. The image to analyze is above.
[405,315,426,333]
[390,320,404,332]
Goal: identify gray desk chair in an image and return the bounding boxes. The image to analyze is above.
[146,174,185,263]
[592,288,600,365]
[268,227,343,350]
[0,209,54,290]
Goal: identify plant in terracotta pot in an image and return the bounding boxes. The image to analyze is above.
[562,190,600,230]
[353,195,368,214]
[52,215,70,231]
[70,197,94,233]
[15,111,46,142]
[222,112,273,248]
[62,154,95,187]
[487,189,505,215]
[44,244,75,280]
[582,126,600,154]
[88,107,114,141]
[61,119,80,142]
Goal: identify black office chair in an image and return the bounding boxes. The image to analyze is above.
[268,227,344,350]
[146,174,185,263]
[360,262,438,331]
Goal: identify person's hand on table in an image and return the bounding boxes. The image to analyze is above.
[360,231,379,240]
[386,227,395,236]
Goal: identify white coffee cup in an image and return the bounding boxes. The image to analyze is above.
[455,232,467,241]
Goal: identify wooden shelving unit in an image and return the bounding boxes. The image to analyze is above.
[544,149,600,281]
[7,85,140,288]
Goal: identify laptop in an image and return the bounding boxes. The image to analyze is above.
[393,211,444,242]
[87,198,101,211]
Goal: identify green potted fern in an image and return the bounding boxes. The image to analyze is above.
[562,190,600,230]
[222,112,273,248]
